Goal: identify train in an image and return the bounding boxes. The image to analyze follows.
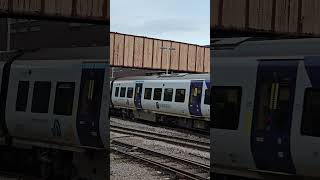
[110,73,210,131]
[0,47,109,180]
[211,38,320,180]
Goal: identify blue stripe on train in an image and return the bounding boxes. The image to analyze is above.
[188,80,203,116]
[250,60,297,174]
[305,56,320,88]
[205,80,210,89]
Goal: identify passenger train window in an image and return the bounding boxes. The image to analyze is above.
[212,86,242,130]
[164,88,173,101]
[255,81,290,131]
[190,87,202,104]
[144,88,152,100]
[153,88,162,101]
[115,87,119,97]
[192,87,202,96]
[275,86,290,131]
[120,87,126,97]
[16,81,29,112]
[175,89,185,103]
[135,86,141,95]
[256,82,272,130]
[301,88,320,137]
[127,87,133,98]
[53,82,75,116]
[31,81,51,113]
[204,89,210,105]
[78,80,95,114]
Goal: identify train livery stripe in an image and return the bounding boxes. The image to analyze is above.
[76,63,105,148]
[251,60,298,174]
[134,82,143,109]
[304,56,320,88]
[189,80,203,116]
[205,80,210,89]
[0,60,13,142]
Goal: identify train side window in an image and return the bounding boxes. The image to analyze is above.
[153,88,162,101]
[164,88,173,101]
[16,81,29,112]
[301,88,320,137]
[256,82,272,130]
[31,81,51,113]
[255,82,290,131]
[120,87,126,97]
[115,87,119,97]
[53,82,75,116]
[274,86,290,131]
[127,87,134,98]
[189,87,202,104]
[204,89,210,105]
[212,86,242,130]
[144,88,152,100]
[175,89,185,103]
[135,86,141,96]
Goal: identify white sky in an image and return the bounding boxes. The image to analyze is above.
[111,0,210,46]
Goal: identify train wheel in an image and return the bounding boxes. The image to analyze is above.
[121,109,126,119]
[129,110,134,120]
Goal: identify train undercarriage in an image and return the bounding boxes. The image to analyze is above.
[0,142,107,180]
[111,108,209,132]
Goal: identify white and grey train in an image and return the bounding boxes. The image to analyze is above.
[0,48,109,180]
[110,73,210,130]
[211,38,320,179]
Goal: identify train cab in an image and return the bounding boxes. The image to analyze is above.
[211,38,320,180]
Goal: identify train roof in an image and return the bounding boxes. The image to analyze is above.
[0,47,109,61]
[212,38,320,58]
[115,73,209,81]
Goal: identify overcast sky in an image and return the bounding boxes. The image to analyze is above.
[110,0,210,46]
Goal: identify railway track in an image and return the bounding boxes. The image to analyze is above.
[111,140,210,180]
[110,125,210,152]
[110,116,210,135]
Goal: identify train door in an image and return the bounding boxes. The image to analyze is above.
[251,60,298,174]
[189,80,203,116]
[201,80,210,116]
[134,82,143,110]
[76,63,106,148]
